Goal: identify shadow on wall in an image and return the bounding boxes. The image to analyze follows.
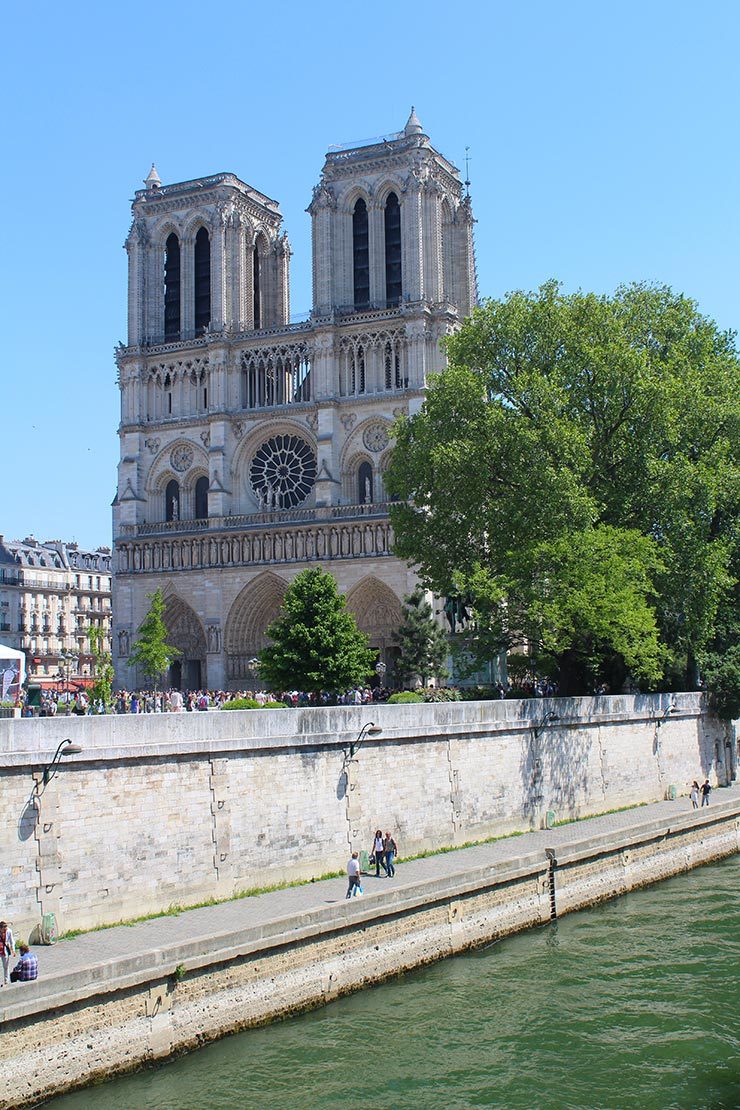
[18,795,39,842]
[519,703,594,827]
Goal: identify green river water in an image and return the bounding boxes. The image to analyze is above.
[49,854,739,1110]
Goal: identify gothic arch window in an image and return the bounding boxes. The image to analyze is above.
[253,240,263,329]
[350,345,365,395]
[358,461,373,504]
[194,228,211,333]
[384,192,402,305]
[165,479,180,522]
[164,233,181,339]
[441,199,454,303]
[353,198,370,308]
[194,475,209,520]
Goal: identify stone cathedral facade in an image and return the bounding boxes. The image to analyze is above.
[113,110,477,690]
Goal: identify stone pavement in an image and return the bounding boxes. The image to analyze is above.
[2,784,738,1025]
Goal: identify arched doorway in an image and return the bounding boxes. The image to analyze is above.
[224,571,289,685]
[345,576,403,684]
[163,595,207,690]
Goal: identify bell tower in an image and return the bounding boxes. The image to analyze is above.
[308,108,477,321]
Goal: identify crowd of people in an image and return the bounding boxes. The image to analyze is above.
[21,684,395,716]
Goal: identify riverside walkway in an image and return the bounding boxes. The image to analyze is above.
[2,785,739,1027]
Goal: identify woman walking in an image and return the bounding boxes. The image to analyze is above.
[690,781,700,809]
[371,829,387,877]
[0,921,15,986]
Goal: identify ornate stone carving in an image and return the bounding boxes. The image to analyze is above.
[250,434,317,510]
[171,444,194,472]
[118,629,130,657]
[200,430,211,447]
[362,422,390,453]
[340,413,357,431]
[232,420,245,440]
[305,413,319,432]
[144,437,160,455]
[207,624,221,653]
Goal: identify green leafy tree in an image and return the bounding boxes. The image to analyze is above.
[394,587,449,687]
[258,568,376,693]
[387,281,739,695]
[88,624,114,711]
[128,589,180,689]
[699,545,740,719]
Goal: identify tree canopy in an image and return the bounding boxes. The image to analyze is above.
[258,567,376,693]
[386,281,739,698]
[393,587,449,687]
[128,589,180,688]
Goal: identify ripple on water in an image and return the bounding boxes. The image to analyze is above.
[47,854,739,1110]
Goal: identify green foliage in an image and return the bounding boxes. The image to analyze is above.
[258,568,376,694]
[221,697,288,710]
[459,687,499,701]
[699,558,740,719]
[387,281,740,694]
[127,589,181,689]
[88,624,114,711]
[387,690,424,704]
[421,687,462,702]
[393,587,449,686]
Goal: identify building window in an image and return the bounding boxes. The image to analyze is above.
[353,198,370,308]
[253,245,261,329]
[358,461,373,504]
[384,192,402,305]
[165,479,180,522]
[195,476,209,520]
[164,233,181,339]
[194,227,211,333]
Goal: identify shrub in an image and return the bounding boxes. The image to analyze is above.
[460,686,499,701]
[421,687,462,702]
[387,691,424,704]
[221,698,288,710]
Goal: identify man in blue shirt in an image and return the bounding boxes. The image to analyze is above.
[10,944,38,983]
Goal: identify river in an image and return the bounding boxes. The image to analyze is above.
[48,854,739,1110]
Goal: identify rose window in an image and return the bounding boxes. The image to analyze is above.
[250,434,317,509]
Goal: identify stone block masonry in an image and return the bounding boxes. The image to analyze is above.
[0,790,738,1109]
[0,693,734,939]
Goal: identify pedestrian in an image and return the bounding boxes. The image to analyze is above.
[346,852,362,898]
[690,781,700,809]
[371,829,387,877]
[0,921,15,985]
[383,831,398,878]
[9,943,38,983]
[701,779,712,807]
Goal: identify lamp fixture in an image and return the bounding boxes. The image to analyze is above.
[350,722,383,758]
[41,738,83,786]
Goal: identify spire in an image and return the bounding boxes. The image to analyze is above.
[404,106,423,137]
[144,163,161,190]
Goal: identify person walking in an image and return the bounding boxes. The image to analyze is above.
[383,832,398,878]
[346,852,363,898]
[689,781,700,809]
[0,921,15,985]
[371,829,387,877]
[701,779,712,807]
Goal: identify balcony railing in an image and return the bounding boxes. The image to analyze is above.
[118,501,397,539]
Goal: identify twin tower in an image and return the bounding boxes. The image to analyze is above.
[113,110,478,690]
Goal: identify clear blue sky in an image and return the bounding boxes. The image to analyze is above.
[2,0,737,550]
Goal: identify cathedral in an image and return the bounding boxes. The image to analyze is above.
[113,110,477,689]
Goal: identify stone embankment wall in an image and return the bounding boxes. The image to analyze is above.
[1,795,738,1110]
[0,693,733,937]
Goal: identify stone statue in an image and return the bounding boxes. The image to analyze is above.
[364,477,372,504]
[118,629,130,657]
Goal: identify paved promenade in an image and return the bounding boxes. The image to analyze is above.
[2,784,739,1026]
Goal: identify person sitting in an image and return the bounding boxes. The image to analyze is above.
[9,943,38,983]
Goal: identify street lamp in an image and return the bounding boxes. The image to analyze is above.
[350,722,383,758]
[375,660,387,686]
[42,738,83,785]
[246,657,260,687]
[57,651,79,700]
